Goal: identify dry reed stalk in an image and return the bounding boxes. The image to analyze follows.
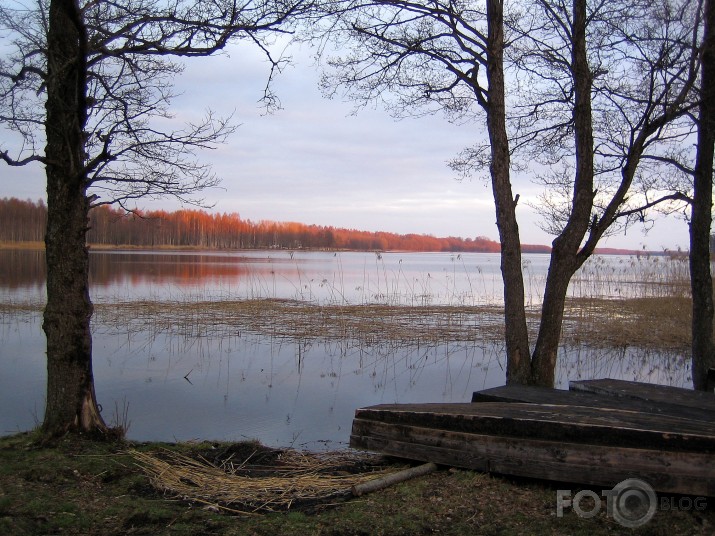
[129,448,399,515]
[94,300,509,345]
[91,292,701,350]
[561,296,695,350]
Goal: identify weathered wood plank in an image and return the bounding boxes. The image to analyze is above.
[354,402,715,452]
[350,419,715,495]
[570,378,715,413]
[472,384,715,424]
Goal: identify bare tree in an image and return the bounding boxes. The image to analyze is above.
[0,0,307,437]
[312,0,533,383]
[505,0,700,386]
[313,0,700,386]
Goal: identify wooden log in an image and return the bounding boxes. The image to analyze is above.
[354,402,715,452]
[350,419,715,496]
[350,462,437,496]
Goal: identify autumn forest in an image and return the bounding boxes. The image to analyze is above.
[1,197,556,253]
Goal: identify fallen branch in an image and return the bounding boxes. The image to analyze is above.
[351,462,438,496]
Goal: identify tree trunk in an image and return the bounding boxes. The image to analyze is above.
[485,0,532,385]
[42,0,107,436]
[530,254,574,387]
[691,0,715,391]
[529,0,595,387]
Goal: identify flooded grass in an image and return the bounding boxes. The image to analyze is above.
[0,253,675,352]
[93,299,508,345]
[85,293,695,353]
[2,291,696,353]
[562,296,693,350]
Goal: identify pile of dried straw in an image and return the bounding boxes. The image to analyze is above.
[130,448,396,515]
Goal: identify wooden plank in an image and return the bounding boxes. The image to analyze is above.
[570,378,715,413]
[473,385,605,405]
[472,384,715,424]
[354,402,715,452]
[350,419,715,496]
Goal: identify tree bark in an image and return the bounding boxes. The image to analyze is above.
[691,0,715,391]
[485,0,532,385]
[42,0,107,436]
[529,0,595,387]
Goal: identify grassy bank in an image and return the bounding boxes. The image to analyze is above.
[1,433,712,536]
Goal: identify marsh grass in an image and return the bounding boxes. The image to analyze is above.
[93,299,508,346]
[570,253,692,300]
[91,293,696,354]
[3,254,702,352]
[562,296,692,350]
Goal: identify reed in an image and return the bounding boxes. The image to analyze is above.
[3,253,702,352]
[93,299,511,347]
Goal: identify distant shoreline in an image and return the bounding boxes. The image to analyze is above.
[0,240,666,256]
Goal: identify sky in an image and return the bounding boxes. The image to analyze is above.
[1,39,691,252]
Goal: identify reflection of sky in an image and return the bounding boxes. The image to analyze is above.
[0,311,691,447]
[0,318,46,434]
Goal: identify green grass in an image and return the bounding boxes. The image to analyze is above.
[0,433,712,535]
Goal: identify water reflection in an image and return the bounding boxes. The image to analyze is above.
[0,249,695,447]
[0,248,45,290]
[0,249,514,305]
[0,311,692,447]
[0,248,677,306]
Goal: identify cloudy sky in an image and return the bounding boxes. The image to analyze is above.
[2,39,690,251]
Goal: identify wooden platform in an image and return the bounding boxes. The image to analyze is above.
[349,379,715,496]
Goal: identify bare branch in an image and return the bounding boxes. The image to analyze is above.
[1,0,310,204]
[0,149,45,166]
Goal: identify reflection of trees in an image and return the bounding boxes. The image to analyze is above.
[0,249,265,289]
[558,346,691,389]
[88,253,253,287]
[0,249,45,289]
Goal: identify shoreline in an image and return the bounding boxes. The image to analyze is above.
[0,240,661,256]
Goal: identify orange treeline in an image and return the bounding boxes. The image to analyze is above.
[0,197,551,253]
[0,197,47,243]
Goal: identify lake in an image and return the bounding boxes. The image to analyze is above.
[0,249,691,448]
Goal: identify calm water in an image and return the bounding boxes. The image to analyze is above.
[0,249,691,448]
